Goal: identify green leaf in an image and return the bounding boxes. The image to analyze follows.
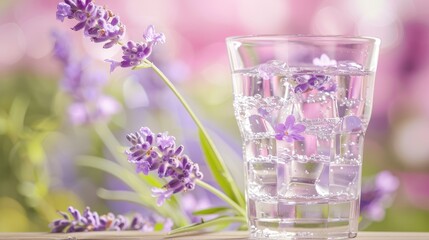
[168,216,247,236]
[192,207,230,216]
[76,156,189,226]
[97,188,147,205]
[198,130,245,207]
[77,157,154,203]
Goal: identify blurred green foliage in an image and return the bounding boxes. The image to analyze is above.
[0,72,83,231]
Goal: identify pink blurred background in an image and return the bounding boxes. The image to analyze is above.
[1,0,429,232]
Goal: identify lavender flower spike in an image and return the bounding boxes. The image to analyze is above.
[55,0,125,48]
[106,25,165,72]
[49,206,172,233]
[49,206,128,233]
[125,127,203,205]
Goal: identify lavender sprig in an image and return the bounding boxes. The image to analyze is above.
[360,171,399,222]
[106,25,165,72]
[125,127,203,206]
[49,206,172,233]
[56,0,125,48]
[52,31,121,125]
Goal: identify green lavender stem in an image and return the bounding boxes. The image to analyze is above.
[93,122,129,168]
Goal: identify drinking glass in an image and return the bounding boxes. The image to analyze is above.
[226,35,380,239]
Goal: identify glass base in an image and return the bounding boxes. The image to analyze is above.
[250,223,357,239]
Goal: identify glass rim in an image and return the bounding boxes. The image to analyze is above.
[226,34,380,45]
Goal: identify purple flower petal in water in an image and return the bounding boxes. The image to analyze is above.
[275,115,306,142]
[312,53,337,67]
[256,60,288,80]
[343,115,362,132]
[293,74,335,93]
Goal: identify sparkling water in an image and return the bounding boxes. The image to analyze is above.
[233,61,375,238]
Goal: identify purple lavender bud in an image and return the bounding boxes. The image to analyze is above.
[168,158,179,168]
[193,163,200,172]
[174,145,184,156]
[150,151,159,158]
[184,163,192,171]
[294,83,309,93]
[140,142,150,151]
[112,215,127,230]
[50,220,70,233]
[92,211,101,228]
[182,171,190,178]
[126,133,139,144]
[166,179,181,189]
[130,149,145,158]
[185,182,195,190]
[150,161,161,171]
[156,132,175,150]
[56,3,72,22]
[64,0,78,9]
[103,40,116,49]
[158,163,167,177]
[97,18,107,29]
[68,206,81,220]
[165,168,175,177]
[76,0,88,10]
[85,2,95,12]
[136,161,150,175]
[139,126,153,136]
[195,171,203,179]
[130,214,145,230]
[71,21,86,31]
[146,134,154,145]
[111,16,120,26]
[172,184,185,194]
